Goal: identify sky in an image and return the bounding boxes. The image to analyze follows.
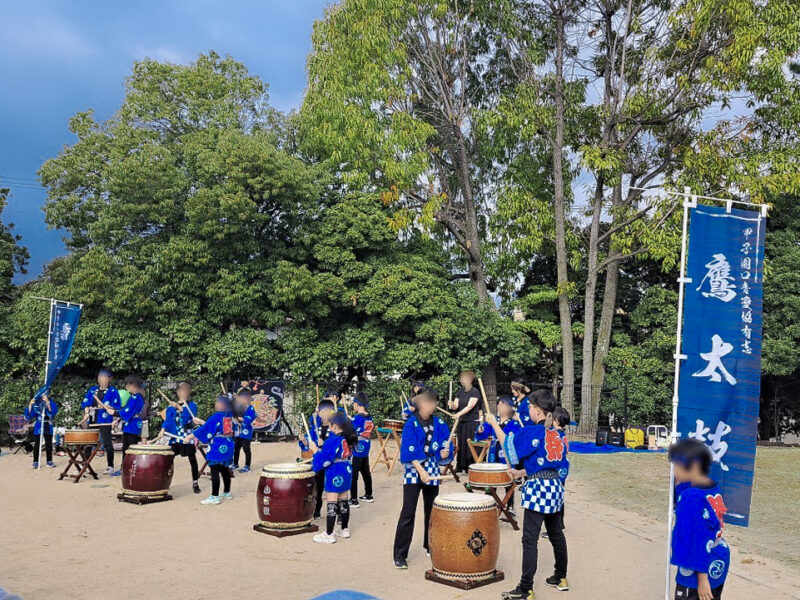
[0,0,330,281]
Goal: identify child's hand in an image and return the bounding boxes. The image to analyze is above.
[697,575,713,600]
[485,413,498,426]
[193,417,203,425]
[309,441,319,452]
[419,470,431,484]
[509,468,526,480]
[440,447,450,459]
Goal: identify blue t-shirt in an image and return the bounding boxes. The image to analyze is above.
[671,481,730,590]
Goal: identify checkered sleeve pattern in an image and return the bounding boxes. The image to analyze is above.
[520,477,564,513]
[403,458,441,486]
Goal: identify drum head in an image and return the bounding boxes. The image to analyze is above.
[262,462,312,476]
[434,492,497,511]
[128,444,173,454]
[469,463,508,472]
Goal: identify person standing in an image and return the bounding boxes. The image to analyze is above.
[118,376,146,454]
[448,370,481,473]
[349,392,375,506]
[81,368,121,475]
[26,395,58,468]
[233,388,257,473]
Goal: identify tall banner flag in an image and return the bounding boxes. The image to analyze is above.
[677,203,765,527]
[34,301,82,399]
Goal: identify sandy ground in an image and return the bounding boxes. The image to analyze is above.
[1,442,798,600]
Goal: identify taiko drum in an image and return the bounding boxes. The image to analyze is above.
[429,493,500,582]
[121,444,175,499]
[256,463,317,532]
[64,428,100,446]
[383,419,404,433]
[469,463,513,488]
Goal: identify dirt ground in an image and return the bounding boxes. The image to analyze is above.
[1,442,798,600]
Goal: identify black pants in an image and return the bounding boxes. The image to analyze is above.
[210,464,231,496]
[234,438,251,467]
[32,430,53,463]
[350,455,372,497]
[98,425,114,467]
[122,432,139,454]
[675,584,724,599]
[520,509,568,589]
[456,420,477,472]
[393,483,439,561]
[173,444,200,481]
[314,469,325,516]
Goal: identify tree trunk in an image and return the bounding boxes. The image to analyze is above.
[551,10,575,415]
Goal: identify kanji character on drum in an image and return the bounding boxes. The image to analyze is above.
[233,388,257,473]
[303,398,335,518]
[474,395,522,513]
[485,390,569,598]
[669,438,730,600]
[392,386,450,570]
[311,411,357,544]
[184,394,235,505]
[157,381,201,494]
[448,370,481,473]
[349,392,375,507]
[81,368,121,475]
[510,377,532,427]
[25,394,58,468]
[119,376,146,454]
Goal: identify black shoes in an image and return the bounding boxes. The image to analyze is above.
[192,481,201,494]
[359,494,375,503]
[545,575,570,591]
[502,585,534,599]
[394,559,408,569]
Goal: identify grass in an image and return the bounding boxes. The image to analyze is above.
[569,447,800,569]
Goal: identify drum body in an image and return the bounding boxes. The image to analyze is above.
[469,463,512,488]
[121,444,175,498]
[429,493,500,581]
[256,463,316,531]
[383,419,404,433]
[64,429,100,445]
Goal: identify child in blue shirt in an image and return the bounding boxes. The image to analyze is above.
[185,395,235,505]
[303,399,336,519]
[475,395,522,513]
[486,390,569,598]
[118,375,146,454]
[669,438,730,600]
[81,368,121,474]
[349,392,375,507]
[402,380,425,419]
[392,386,450,569]
[25,395,58,468]
[233,388,258,473]
[157,381,202,493]
[312,411,357,544]
[510,377,531,425]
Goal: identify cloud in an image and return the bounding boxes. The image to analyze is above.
[130,45,193,65]
[0,13,96,61]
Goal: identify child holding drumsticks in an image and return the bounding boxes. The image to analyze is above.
[184,394,235,505]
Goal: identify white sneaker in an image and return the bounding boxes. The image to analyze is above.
[201,495,221,505]
[104,466,113,474]
[335,528,351,538]
[220,492,232,501]
[313,532,337,544]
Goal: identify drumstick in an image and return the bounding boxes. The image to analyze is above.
[301,412,313,447]
[220,381,227,395]
[477,377,491,416]
[448,380,453,410]
[435,406,455,418]
[315,384,320,408]
[427,474,455,481]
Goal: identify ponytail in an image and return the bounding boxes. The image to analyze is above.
[331,412,359,450]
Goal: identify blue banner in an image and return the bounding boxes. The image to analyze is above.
[34,302,82,399]
[677,203,765,527]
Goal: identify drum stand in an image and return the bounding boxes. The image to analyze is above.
[58,443,100,483]
[370,427,401,475]
[117,492,173,505]
[252,523,319,538]
[463,482,520,531]
[424,570,505,590]
[467,440,490,463]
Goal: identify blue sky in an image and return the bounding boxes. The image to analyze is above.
[0,0,330,281]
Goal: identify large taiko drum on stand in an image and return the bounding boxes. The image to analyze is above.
[256,463,317,533]
[469,463,512,488]
[383,419,404,434]
[64,429,100,446]
[429,493,500,582]
[120,444,175,500]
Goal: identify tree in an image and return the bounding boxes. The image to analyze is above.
[0,189,29,373]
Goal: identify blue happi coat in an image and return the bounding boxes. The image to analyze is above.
[671,481,730,590]
[161,406,182,444]
[118,393,145,435]
[235,404,257,440]
[193,411,235,465]
[516,396,533,427]
[312,434,353,493]
[81,386,121,425]
[298,413,331,452]
[400,414,450,486]
[351,413,375,458]
[474,417,522,463]
[25,399,58,435]
[504,421,567,513]
[179,401,198,431]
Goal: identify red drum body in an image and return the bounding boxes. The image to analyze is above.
[469,463,512,488]
[383,419,404,433]
[256,463,316,532]
[429,493,500,582]
[121,444,174,499]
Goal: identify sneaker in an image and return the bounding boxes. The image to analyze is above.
[313,532,337,544]
[220,492,233,500]
[394,559,408,569]
[104,466,113,474]
[192,481,201,494]
[32,462,39,469]
[109,470,121,477]
[239,466,251,473]
[349,499,360,508]
[508,507,517,517]
[313,512,321,519]
[502,585,534,600]
[335,528,351,538]
[201,495,221,505]
[359,494,375,503]
[232,464,239,470]
[546,576,569,591]
[46,461,55,468]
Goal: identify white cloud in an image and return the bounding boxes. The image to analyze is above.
[130,45,192,65]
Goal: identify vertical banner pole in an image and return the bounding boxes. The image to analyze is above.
[38,299,56,470]
[664,189,693,599]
